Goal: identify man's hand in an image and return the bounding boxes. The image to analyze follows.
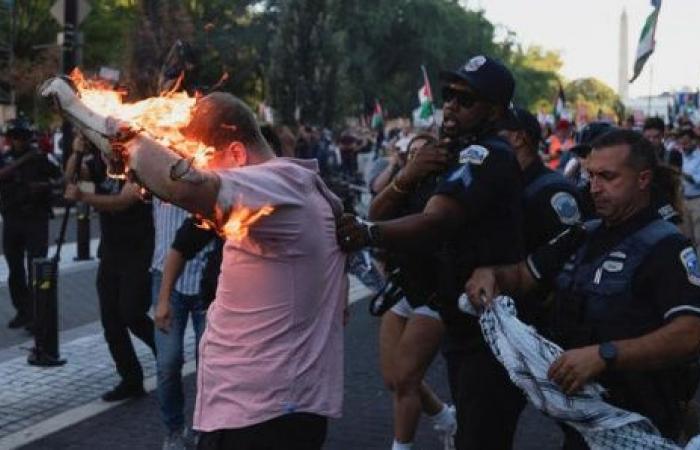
[394,139,448,189]
[465,267,498,310]
[548,345,606,395]
[154,299,172,333]
[64,183,83,202]
[337,213,371,251]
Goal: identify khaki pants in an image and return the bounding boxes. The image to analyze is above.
[682,197,700,251]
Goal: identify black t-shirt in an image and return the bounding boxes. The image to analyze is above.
[171,217,222,306]
[433,134,525,348]
[0,147,62,219]
[86,155,154,261]
[529,207,700,328]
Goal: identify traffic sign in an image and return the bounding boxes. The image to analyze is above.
[50,0,91,26]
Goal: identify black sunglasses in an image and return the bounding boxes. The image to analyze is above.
[441,86,480,109]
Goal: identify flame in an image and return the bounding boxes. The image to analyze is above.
[70,69,275,240]
[196,203,274,242]
[222,204,274,242]
[69,68,214,168]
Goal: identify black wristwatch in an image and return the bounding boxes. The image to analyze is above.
[598,342,618,368]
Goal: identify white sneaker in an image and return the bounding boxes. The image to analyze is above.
[162,430,186,450]
[433,404,457,450]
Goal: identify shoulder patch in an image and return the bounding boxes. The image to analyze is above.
[550,192,581,225]
[464,55,486,72]
[680,247,700,287]
[459,145,489,165]
[658,203,679,222]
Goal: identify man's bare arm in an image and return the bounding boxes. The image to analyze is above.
[374,194,465,250]
[614,315,700,371]
[124,134,220,219]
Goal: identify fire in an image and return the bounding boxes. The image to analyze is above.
[69,69,274,239]
[69,68,214,167]
[197,203,274,242]
[221,204,274,242]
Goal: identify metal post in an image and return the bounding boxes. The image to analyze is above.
[27,258,65,366]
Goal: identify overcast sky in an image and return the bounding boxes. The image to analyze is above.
[477,0,700,98]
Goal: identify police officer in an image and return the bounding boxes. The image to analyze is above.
[0,118,62,329]
[501,107,582,252]
[466,129,700,448]
[339,55,526,450]
[574,122,682,225]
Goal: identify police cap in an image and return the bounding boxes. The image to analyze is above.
[501,107,542,146]
[439,55,515,108]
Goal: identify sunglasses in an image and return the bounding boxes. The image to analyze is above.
[441,86,480,109]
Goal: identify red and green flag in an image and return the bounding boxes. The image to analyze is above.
[371,99,384,129]
[417,65,434,120]
[630,0,662,83]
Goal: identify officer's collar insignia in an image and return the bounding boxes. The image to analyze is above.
[602,260,624,273]
[680,247,700,287]
[550,192,581,226]
[464,55,486,72]
[609,251,627,259]
[459,145,489,165]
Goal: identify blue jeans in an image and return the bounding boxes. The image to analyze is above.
[151,270,207,433]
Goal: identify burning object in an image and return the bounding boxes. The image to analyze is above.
[40,70,272,240]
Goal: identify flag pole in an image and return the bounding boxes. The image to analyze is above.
[647,57,654,116]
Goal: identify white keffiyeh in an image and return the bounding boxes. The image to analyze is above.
[459,294,700,450]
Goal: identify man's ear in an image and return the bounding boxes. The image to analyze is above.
[225,141,247,166]
[638,168,653,190]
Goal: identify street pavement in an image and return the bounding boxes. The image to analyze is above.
[0,252,567,449]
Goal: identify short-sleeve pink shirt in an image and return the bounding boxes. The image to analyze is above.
[193,158,347,431]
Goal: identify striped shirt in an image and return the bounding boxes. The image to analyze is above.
[151,197,211,295]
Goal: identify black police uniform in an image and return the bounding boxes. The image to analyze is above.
[527,206,700,447]
[519,159,582,330]
[0,144,62,323]
[432,131,526,450]
[87,155,156,388]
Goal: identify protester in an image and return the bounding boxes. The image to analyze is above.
[545,119,574,170]
[339,55,526,450]
[370,133,457,450]
[367,134,411,195]
[63,133,156,402]
[643,116,682,169]
[680,128,700,249]
[152,197,211,450]
[0,117,62,330]
[466,129,700,448]
[96,92,347,450]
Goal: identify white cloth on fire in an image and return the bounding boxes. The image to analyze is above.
[459,294,700,450]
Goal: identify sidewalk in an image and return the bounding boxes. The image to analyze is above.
[0,254,565,450]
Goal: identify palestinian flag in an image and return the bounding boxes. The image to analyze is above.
[417,66,434,120]
[630,0,661,83]
[371,99,384,129]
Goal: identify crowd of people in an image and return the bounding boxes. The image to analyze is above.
[4,50,700,450]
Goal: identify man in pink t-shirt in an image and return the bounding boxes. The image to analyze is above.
[113,93,348,450]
